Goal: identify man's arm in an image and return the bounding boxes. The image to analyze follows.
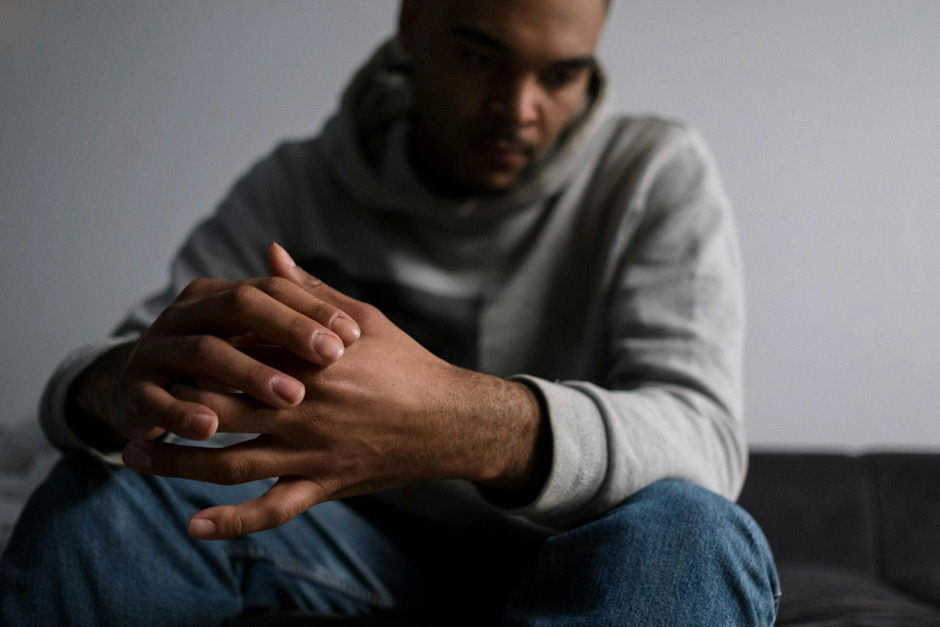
[494,122,747,527]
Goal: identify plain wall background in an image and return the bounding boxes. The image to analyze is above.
[1,1,938,449]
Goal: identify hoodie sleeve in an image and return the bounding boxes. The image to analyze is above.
[38,145,301,459]
[504,124,746,528]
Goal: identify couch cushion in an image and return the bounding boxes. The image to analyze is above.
[870,454,940,608]
[775,563,940,626]
[739,453,878,575]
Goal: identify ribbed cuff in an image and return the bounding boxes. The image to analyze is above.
[488,375,609,527]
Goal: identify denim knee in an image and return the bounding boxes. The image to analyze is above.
[608,478,781,624]
[613,478,765,544]
[503,479,780,626]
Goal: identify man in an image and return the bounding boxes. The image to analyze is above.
[0,0,779,624]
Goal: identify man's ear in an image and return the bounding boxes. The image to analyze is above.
[397,0,419,54]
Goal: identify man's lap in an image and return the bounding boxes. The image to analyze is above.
[0,453,422,624]
[0,453,779,626]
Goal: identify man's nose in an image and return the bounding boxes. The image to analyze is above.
[484,75,540,126]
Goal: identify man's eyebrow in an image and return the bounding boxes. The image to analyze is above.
[452,25,511,54]
[451,25,598,69]
[549,56,598,71]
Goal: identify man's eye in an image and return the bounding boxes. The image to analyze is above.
[458,48,494,67]
[541,67,585,90]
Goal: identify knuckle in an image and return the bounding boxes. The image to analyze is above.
[227,284,262,309]
[298,406,327,432]
[154,301,186,328]
[188,387,216,408]
[309,476,339,502]
[179,277,219,302]
[268,500,296,529]
[178,278,204,299]
[220,510,246,538]
[354,302,384,327]
[258,276,291,296]
[187,334,221,360]
[303,272,325,289]
[284,313,315,344]
[244,360,275,390]
[220,456,255,485]
[306,301,335,326]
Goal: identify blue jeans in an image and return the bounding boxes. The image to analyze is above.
[0,453,779,625]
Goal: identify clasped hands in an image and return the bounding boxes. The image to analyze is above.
[111,244,543,540]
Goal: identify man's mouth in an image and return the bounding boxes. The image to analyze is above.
[472,135,535,167]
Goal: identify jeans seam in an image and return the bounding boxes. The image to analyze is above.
[224,544,396,609]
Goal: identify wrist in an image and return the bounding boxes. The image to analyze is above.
[450,373,550,499]
[67,342,136,450]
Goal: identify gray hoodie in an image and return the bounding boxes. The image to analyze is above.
[40,41,746,531]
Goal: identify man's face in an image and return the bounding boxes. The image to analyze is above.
[399,0,607,195]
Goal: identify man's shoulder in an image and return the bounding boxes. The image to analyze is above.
[265,133,325,167]
[233,129,335,192]
[599,113,704,155]
[588,113,716,180]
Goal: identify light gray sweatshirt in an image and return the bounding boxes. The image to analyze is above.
[40,41,746,531]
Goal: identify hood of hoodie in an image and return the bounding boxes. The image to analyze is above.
[320,38,609,224]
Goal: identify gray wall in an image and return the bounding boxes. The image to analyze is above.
[2,2,938,450]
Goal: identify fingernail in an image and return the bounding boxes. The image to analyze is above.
[330,316,361,343]
[188,413,216,438]
[272,242,296,267]
[123,442,151,470]
[272,375,304,404]
[313,332,344,362]
[189,518,217,539]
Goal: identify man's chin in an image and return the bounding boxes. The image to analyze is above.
[470,171,526,194]
[419,149,536,197]
[412,134,538,196]
[456,158,534,195]
[423,165,526,197]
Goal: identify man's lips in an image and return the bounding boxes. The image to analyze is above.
[471,137,535,167]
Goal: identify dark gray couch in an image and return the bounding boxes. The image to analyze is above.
[234,452,940,626]
[738,452,940,625]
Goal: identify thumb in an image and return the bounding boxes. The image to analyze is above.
[267,243,333,295]
[266,242,363,317]
[268,241,298,281]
